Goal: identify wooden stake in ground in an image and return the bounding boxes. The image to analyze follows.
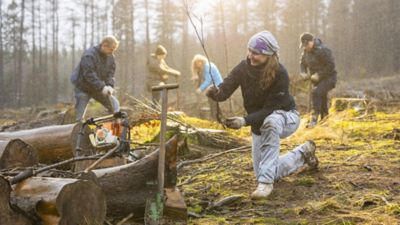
[0,139,38,169]
[11,177,106,225]
[0,176,32,225]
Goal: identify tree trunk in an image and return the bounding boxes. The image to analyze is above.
[144,0,150,57]
[92,135,179,218]
[0,139,38,169]
[0,0,4,107]
[51,0,59,103]
[84,0,88,49]
[11,177,106,225]
[90,0,94,46]
[0,124,94,165]
[0,176,32,225]
[16,0,26,107]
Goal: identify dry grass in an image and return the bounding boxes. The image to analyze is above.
[179,107,400,224]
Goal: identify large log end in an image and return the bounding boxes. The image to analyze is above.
[0,176,32,225]
[0,139,38,169]
[12,177,106,225]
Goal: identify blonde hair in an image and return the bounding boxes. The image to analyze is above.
[191,54,208,78]
[101,35,119,48]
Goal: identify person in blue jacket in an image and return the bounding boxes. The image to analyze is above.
[191,54,223,120]
[70,36,120,121]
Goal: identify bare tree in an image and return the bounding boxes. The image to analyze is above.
[0,0,4,107]
[50,0,59,103]
[16,0,26,106]
[68,10,79,70]
[144,0,150,57]
[90,0,94,46]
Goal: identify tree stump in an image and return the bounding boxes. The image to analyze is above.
[0,139,38,169]
[11,177,106,225]
[0,176,32,225]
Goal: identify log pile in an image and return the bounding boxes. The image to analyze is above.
[0,120,184,224]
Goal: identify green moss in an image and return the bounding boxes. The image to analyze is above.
[385,204,400,215]
[188,205,203,214]
[296,176,316,187]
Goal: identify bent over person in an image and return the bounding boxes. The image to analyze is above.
[206,31,318,199]
[70,35,120,121]
[191,54,223,121]
[147,45,181,105]
[299,32,337,127]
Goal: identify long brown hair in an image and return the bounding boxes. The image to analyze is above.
[261,54,279,89]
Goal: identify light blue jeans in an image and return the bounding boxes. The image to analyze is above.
[252,109,307,184]
[74,88,120,121]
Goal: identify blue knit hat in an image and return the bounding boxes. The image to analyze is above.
[248,31,279,56]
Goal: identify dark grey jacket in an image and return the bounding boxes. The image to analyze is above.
[71,45,116,94]
[300,38,337,85]
[210,58,296,135]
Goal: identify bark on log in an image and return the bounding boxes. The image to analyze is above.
[92,135,179,218]
[11,177,106,225]
[0,139,38,169]
[0,124,94,164]
[0,176,32,225]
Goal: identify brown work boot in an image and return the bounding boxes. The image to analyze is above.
[251,183,273,200]
[301,140,319,169]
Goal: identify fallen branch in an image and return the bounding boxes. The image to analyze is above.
[9,154,103,184]
[177,146,251,169]
[208,195,242,210]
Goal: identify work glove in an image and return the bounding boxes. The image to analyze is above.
[195,88,202,94]
[310,73,320,82]
[205,86,219,99]
[224,117,246,129]
[102,85,114,96]
[300,72,310,80]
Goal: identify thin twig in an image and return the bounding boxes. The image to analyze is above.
[116,213,134,225]
[177,145,251,169]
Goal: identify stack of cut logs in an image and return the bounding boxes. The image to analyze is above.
[0,123,183,225]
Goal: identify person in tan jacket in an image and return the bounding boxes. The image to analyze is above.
[147,45,181,105]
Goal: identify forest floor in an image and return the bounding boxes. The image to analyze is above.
[0,101,399,225]
[178,107,400,225]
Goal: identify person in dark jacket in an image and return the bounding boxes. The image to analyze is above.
[299,32,337,127]
[70,35,120,121]
[147,45,181,106]
[206,31,318,199]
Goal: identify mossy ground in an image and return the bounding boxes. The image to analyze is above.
[178,108,400,224]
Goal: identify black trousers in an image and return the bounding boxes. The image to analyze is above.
[311,79,335,119]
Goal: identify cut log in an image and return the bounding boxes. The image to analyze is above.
[0,139,38,169]
[0,176,32,225]
[331,97,369,112]
[11,177,106,225]
[0,124,94,164]
[92,135,180,218]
